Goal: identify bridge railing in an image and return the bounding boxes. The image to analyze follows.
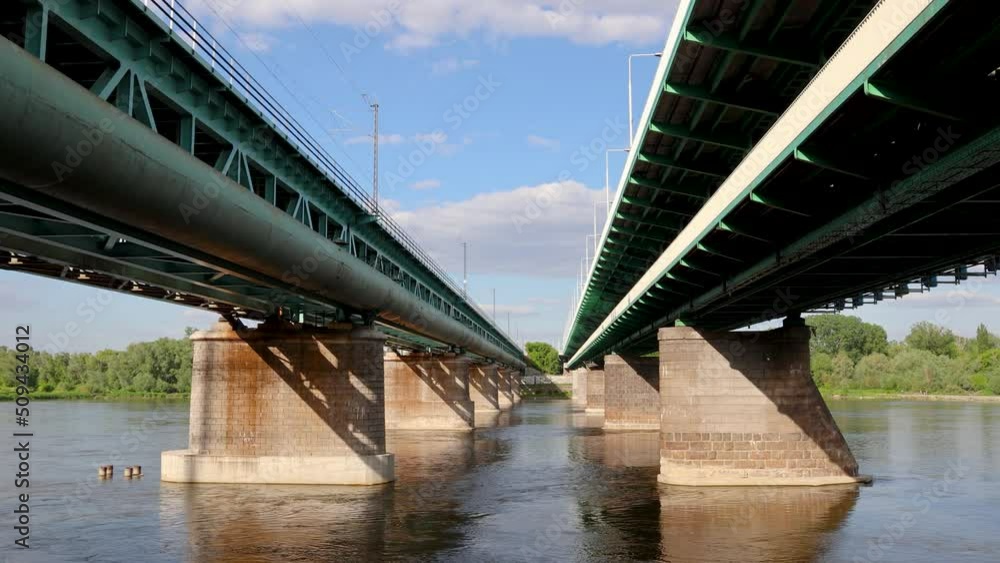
[136,0,516,350]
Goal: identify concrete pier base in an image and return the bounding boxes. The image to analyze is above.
[571,368,588,410]
[498,367,514,410]
[384,351,474,431]
[511,369,523,404]
[161,319,394,485]
[658,325,870,486]
[469,363,500,413]
[585,368,605,414]
[604,355,659,430]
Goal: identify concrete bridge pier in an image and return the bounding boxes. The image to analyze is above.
[604,355,659,430]
[585,366,605,414]
[469,363,500,412]
[571,368,588,410]
[384,351,475,431]
[657,321,870,486]
[161,318,394,485]
[498,367,515,410]
[511,370,523,405]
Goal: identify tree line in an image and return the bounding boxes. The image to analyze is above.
[808,315,1000,395]
[0,330,194,396]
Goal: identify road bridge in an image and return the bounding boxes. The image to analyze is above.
[0,0,525,485]
[565,0,1000,485]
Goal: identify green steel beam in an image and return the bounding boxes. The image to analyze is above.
[663,82,782,116]
[863,79,964,121]
[614,212,684,231]
[637,152,728,180]
[682,30,821,68]
[628,175,710,199]
[749,191,810,217]
[620,196,695,217]
[696,242,744,263]
[793,147,872,180]
[718,221,771,244]
[649,121,752,151]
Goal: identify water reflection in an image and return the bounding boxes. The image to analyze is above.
[659,485,859,562]
[161,483,390,562]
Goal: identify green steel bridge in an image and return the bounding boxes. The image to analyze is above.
[0,0,524,368]
[564,0,1000,368]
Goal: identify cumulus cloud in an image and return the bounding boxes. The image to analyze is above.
[390,180,602,277]
[526,134,561,151]
[187,0,672,49]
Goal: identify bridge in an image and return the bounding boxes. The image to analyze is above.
[565,0,1000,485]
[0,0,525,485]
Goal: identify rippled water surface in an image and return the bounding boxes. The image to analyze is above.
[5,399,1000,562]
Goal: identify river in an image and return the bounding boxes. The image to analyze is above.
[4,399,1000,562]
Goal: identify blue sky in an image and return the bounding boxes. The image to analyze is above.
[2,0,1000,353]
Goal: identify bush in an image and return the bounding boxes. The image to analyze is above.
[854,353,891,389]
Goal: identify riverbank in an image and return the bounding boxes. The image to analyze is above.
[0,389,190,401]
[820,388,1000,403]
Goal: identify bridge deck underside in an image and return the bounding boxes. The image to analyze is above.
[569,1,1000,364]
[568,0,880,356]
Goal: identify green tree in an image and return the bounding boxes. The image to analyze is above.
[854,353,891,389]
[905,322,958,358]
[806,314,888,362]
[831,352,855,389]
[525,342,561,374]
[975,324,997,354]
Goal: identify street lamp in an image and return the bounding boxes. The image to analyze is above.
[628,52,663,149]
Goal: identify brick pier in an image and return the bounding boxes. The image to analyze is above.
[585,367,605,414]
[469,363,500,413]
[161,318,394,485]
[658,324,870,486]
[604,355,659,430]
[384,351,475,431]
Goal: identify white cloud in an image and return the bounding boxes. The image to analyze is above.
[390,180,602,277]
[526,134,560,151]
[188,0,672,49]
[410,179,442,191]
[431,57,480,75]
[239,32,278,52]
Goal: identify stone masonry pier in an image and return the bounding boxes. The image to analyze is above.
[384,351,475,431]
[586,367,605,414]
[161,319,394,485]
[658,324,870,486]
[469,363,500,413]
[604,355,659,430]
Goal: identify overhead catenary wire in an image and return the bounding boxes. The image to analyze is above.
[140,0,517,347]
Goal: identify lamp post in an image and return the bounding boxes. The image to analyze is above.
[627,52,663,149]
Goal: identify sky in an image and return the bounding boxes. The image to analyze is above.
[2,0,1000,354]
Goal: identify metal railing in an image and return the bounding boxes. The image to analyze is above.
[136,0,517,350]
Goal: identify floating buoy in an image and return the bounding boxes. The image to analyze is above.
[98,465,108,479]
[133,465,142,477]
[124,466,133,478]
[106,465,114,478]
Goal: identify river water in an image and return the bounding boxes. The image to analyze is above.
[4,399,1000,562]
